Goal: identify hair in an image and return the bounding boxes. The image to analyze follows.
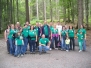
[69,26,74,29]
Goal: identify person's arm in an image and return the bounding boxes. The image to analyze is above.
[4,30,7,41]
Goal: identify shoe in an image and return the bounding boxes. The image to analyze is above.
[55,48,58,50]
[30,52,33,54]
[17,55,20,58]
[50,48,52,51]
[32,52,35,54]
[79,50,82,52]
[39,52,42,55]
[21,54,24,57]
[66,50,69,52]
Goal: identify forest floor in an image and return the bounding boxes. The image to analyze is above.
[0,30,91,68]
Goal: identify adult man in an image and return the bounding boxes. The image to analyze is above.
[39,34,51,55]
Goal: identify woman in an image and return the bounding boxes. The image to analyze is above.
[4,25,11,54]
[8,24,16,55]
[60,26,67,50]
[50,24,59,49]
[68,26,75,50]
[28,25,37,54]
[77,25,86,51]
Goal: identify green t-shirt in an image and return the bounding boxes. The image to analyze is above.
[68,29,75,37]
[8,29,16,39]
[53,28,58,34]
[78,28,86,38]
[50,26,54,33]
[39,38,49,45]
[28,30,36,40]
[77,33,84,42]
[61,30,66,36]
[15,36,24,46]
[44,25,49,35]
[34,27,38,36]
[22,27,29,37]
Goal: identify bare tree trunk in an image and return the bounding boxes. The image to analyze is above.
[77,0,83,29]
[25,0,30,22]
[43,0,46,20]
[16,0,19,21]
[50,0,53,22]
[10,0,13,24]
[85,0,89,29]
[36,0,39,20]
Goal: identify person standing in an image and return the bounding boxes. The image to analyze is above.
[42,21,50,39]
[68,26,75,50]
[4,25,11,54]
[22,23,29,54]
[65,37,70,52]
[77,25,86,51]
[28,25,37,54]
[77,32,84,52]
[60,26,67,50]
[15,32,24,57]
[8,24,16,55]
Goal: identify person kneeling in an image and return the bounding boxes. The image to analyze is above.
[39,34,51,55]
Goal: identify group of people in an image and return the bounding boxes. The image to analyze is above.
[4,21,87,57]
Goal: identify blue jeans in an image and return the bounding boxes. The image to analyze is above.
[8,38,15,55]
[39,45,49,52]
[82,39,86,51]
[66,44,69,50]
[6,39,10,53]
[14,45,18,56]
[23,37,28,54]
[61,37,66,49]
[17,45,23,55]
[29,40,36,52]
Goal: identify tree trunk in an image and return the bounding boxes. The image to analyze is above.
[16,0,19,21]
[43,0,46,20]
[85,0,89,29]
[50,0,53,22]
[10,0,13,24]
[36,0,39,20]
[0,0,2,33]
[77,0,83,29]
[25,0,30,22]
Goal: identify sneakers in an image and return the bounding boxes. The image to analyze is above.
[79,50,82,52]
[50,48,52,51]
[21,54,24,57]
[66,50,69,52]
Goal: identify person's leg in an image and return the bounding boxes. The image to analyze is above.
[14,45,18,56]
[8,38,13,55]
[61,37,64,49]
[7,40,10,53]
[82,39,86,51]
[79,42,82,51]
[23,37,28,54]
[72,37,75,50]
[55,37,58,48]
[39,45,43,52]
[33,40,36,52]
[50,37,54,49]
[30,40,32,52]
[44,46,50,52]
[69,37,72,50]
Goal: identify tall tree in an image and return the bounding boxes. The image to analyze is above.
[16,0,19,21]
[36,0,39,20]
[85,0,89,29]
[43,0,46,20]
[25,0,30,22]
[77,0,83,28]
[50,0,53,22]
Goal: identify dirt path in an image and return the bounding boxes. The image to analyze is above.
[0,39,91,68]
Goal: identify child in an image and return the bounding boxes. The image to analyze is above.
[77,32,84,52]
[15,32,24,57]
[65,37,70,52]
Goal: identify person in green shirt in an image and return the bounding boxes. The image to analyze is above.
[39,34,51,55]
[15,32,24,57]
[60,26,67,50]
[8,24,16,55]
[28,25,37,54]
[68,26,75,50]
[22,24,30,54]
[77,32,84,52]
[77,25,86,51]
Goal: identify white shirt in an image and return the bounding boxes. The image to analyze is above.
[56,25,62,35]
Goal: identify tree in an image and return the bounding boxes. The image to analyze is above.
[77,0,83,28]
[36,0,39,20]
[25,0,30,22]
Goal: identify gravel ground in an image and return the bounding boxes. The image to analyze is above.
[0,39,91,68]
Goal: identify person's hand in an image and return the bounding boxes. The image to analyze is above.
[5,39,7,42]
